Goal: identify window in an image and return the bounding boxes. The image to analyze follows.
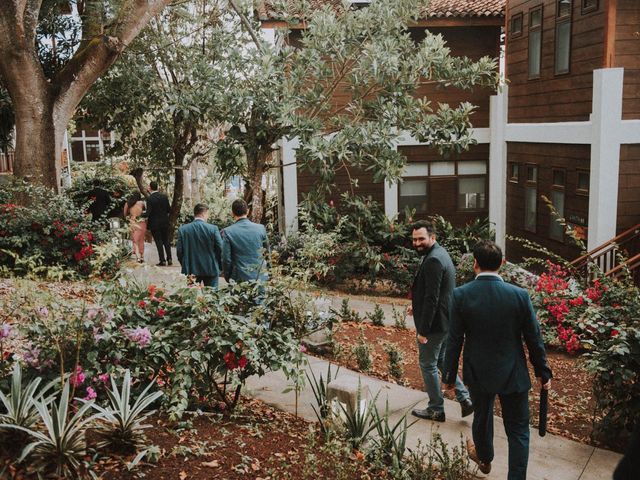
[430,162,455,176]
[550,168,566,241]
[582,0,597,13]
[577,170,590,194]
[509,163,519,183]
[555,0,572,74]
[524,164,538,232]
[399,180,428,213]
[510,13,523,37]
[528,6,543,78]
[459,177,486,210]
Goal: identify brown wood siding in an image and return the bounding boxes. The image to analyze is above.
[397,144,490,228]
[615,0,640,120]
[505,142,590,262]
[617,144,640,230]
[506,0,605,123]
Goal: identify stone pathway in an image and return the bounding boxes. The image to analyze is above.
[128,253,622,479]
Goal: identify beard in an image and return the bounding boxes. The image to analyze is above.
[415,246,431,256]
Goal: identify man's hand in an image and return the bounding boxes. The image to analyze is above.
[442,382,455,391]
[406,305,413,316]
[417,334,428,344]
[539,378,551,390]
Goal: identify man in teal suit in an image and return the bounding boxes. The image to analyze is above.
[176,204,222,288]
[442,240,552,479]
[222,199,269,283]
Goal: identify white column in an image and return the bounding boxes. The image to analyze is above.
[489,86,509,250]
[282,136,300,233]
[384,180,398,219]
[588,68,624,251]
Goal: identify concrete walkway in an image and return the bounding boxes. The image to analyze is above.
[126,247,622,479]
[245,355,621,480]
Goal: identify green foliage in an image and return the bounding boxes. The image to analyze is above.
[383,342,404,383]
[335,298,363,323]
[0,364,55,429]
[391,304,408,330]
[352,329,372,372]
[368,400,416,472]
[0,180,122,278]
[403,434,472,480]
[307,363,340,434]
[368,304,386,327]
[336,383,378,450]
[91,370,163,454]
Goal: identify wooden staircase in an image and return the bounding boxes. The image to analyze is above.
[570,223,640,285]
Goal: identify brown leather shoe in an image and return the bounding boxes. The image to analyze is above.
[466,438,491,474]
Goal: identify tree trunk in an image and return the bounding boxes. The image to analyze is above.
[244,150,268,223]
[12,91,62,191]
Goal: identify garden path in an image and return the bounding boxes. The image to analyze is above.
[128,255,622,479]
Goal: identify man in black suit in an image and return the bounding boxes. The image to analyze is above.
[88,179,112,222]
[408,220,472,423]
[146,181,172,266]
[443,240,552,479]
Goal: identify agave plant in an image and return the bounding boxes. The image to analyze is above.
[90,370,163,454]
[307,362,340,433]
[11,381,99,478]
[370,399,417,469]
[336,381,378,450]
[0,363,56,428]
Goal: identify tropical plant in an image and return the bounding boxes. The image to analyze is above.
[90,370,163,454]
[383,342,404,383]
[0,363,56,428]
[369,399,416,471]
[307,363,340,434]
[336,383,378,450]
[352,330,372,372]
[9,381,100,478]
[391,304,408,330]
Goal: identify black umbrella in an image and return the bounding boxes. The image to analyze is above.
[539,387,548,437]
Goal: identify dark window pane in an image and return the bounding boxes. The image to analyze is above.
[525,187,537,232]
[458,177,486,210]
[510,163,519,181]
[399,180,428,213]
[530,9,543,26]
[553,170,566,186]
[578,171,589,191]
[71,140,85,162]
[582,0,597,9]
[555,21,571,73]
[549,190,566,240]
[511,15,523,34]
[529,30,542,77]
[527,165,538,182]
[85,140,101,162]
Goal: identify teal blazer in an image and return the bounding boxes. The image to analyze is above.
[176,219,222,277]
[222,218,269,282]
[443,275,552,394]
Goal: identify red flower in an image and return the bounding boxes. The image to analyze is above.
[138,300,147,308]
[238,356,248,370]
[148,284,157,297]
[156,308,166,317]
[329,200,334,207]
[569,296,584,307]
[611,329,619,338]
[223,351,237,370]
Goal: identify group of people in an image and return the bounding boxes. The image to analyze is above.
[122,182,268,288]
[407,220,552,480]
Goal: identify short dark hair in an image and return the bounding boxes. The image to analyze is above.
[473,240,503,271]
[232,199,248,217]
[149,181,158,191]
[411,220,436,236]
[194,203,209,216]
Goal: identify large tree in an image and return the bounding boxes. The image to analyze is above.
[214,0,499,222]
[0,0,172,190]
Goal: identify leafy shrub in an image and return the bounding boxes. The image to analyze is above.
[351,330,372,372]
[368,304,386,326]
[368,400,415,471]
[335,298,363,323]
[383,342,404,383]
[0,180,123,278]
[391,304,407,330]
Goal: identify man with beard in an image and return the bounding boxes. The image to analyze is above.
[407,220,473,422]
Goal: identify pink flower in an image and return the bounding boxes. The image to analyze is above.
[125,327,152,347]
[86,306,100,320]
[0,323,11,339]
[98,373,109,384]
[156,308,166,317]
[84,387,97,401]
[37,306,49,318]
[299,344,308,353]
[70,366,85,387]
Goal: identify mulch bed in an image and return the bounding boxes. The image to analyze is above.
[320,321,603,448]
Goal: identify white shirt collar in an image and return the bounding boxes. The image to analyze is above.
[475,272,503,281]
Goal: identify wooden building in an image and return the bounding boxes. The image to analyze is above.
[503,0,640,261]
[258,0,505,231]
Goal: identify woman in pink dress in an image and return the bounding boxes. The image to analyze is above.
[124,192,147,263]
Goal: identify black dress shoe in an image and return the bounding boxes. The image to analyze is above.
[167,260,173,266]
[460,399,474,418]
[411,408,445,422]
[156,262,166,267]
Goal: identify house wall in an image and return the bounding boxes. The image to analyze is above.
[618,144,640,231]
[506,0,605,123]
[505,142,589,261]
[615,0,640,120]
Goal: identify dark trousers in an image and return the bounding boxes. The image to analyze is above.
[470,388,530,480]
[195,276,218,289]
[151,227,172,264]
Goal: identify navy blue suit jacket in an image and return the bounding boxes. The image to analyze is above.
[443,275,552,394]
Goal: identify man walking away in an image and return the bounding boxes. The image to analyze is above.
[176,204,222,288]
[146,181,172,267]
[443,240,552,479]
[222,199,269,283]
[408,220,473,423]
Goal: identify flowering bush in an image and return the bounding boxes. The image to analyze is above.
[0,180,123,278]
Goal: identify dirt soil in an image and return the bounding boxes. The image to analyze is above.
[321,321,603,448]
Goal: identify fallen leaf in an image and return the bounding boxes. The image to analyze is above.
[179,471,188,480]
[201,460,220,468]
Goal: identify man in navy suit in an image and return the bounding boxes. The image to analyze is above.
[442,240,552,479]
[222,199,269,283]
[408,220,473,422]
[176,204,222,288]
[146,181,172,266]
